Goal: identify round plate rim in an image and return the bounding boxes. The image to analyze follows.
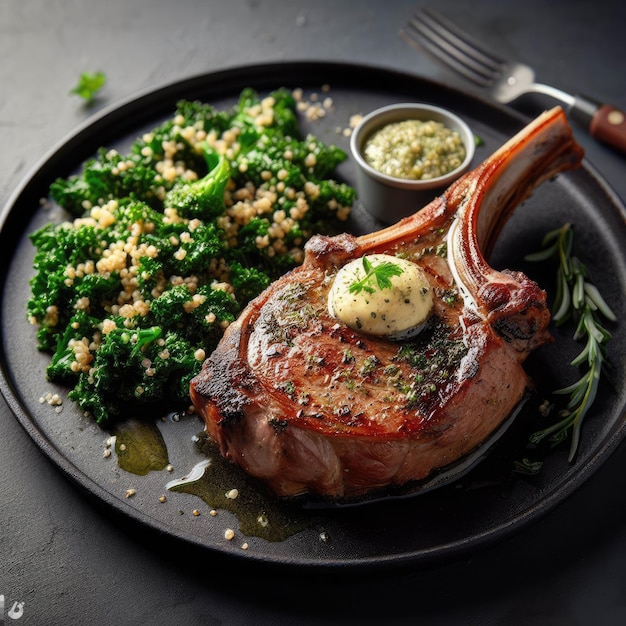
[1,60,625,571]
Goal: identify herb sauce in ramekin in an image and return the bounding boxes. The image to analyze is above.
[364,119,466,180]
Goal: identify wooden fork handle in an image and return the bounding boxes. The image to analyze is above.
[570,95,626,154]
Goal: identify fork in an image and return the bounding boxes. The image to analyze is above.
[402,7,626,154]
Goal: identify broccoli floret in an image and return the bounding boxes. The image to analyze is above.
[163,145,230,220]
[52,99,236,218]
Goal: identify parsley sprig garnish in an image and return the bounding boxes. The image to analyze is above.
[348,256,404,295]
[525,223,616,461]
[70,71,106,105]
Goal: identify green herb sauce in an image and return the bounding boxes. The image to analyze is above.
[364,119,466,180]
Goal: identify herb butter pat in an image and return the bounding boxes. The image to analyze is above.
[328,254,433,339]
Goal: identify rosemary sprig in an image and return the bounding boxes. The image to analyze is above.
[525,223,616,461]
[348,256,404,295]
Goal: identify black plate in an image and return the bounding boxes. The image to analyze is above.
[1,62,625,570]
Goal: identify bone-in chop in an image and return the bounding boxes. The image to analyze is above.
[190,106,584,501]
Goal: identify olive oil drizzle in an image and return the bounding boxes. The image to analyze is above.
[113,419,170,475]
[167,432,315,541]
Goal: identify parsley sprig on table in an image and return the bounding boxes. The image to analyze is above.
[70,71,106,104]
[525,223,616,461]
[348,256,404,295]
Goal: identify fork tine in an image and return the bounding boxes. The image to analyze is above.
[403,7,506,88]
[402,22,494,87]
[419,7,505,70]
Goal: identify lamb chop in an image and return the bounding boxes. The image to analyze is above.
[190,106,584,501]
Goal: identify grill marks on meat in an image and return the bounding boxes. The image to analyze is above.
[190,107,584,500]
